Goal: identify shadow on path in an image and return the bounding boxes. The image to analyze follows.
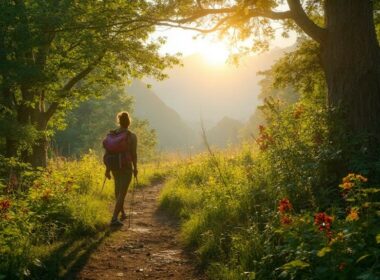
[31,226,120,280]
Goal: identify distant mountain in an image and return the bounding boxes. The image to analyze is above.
[204,117,244,148]
[126,80,197,151]
[145,47,293,123]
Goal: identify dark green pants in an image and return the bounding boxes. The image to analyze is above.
[111,169,132,216]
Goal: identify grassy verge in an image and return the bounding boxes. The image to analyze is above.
[0,153,172,279]
[0,153,114,279]
[159,149,380,279]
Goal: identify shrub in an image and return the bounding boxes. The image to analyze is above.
[0,153,113,279]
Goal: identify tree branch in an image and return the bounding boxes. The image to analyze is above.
[166,7,292,24]
[287,0,326,44]
[45,52,105,121]
[153,7,292,34]
[151,16,231,33]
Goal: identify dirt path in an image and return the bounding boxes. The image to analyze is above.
[76,184,205,280]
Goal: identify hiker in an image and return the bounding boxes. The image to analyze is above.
[103,111,138,226]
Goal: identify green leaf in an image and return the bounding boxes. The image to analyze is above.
[356,254,370,263]
[362,188,380,193]
[282,260,310,270]
[243,272,256,280]
[357,272,378,280]
[317,247,332,257]
[376,234,380,244]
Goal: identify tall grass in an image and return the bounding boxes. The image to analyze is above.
[159,98,380,279]
[0,153,114,278]
[0,152,172,279]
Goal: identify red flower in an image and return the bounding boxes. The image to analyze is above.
[280,215,292,225]
[338,262,346,271]
[314,212,333,237]
[0,199,11,219]
[278,198,293,213]
[0,199,11,212]
[256,125,274,151]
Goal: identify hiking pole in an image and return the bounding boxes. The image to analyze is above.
[128,175,137,229]
[100,176,107,194]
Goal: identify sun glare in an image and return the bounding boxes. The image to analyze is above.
[201,43,229,66]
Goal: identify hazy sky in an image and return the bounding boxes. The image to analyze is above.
[154,23,296,56]
[145,25,297,124]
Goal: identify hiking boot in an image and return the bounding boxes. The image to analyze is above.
[110,219,124,227]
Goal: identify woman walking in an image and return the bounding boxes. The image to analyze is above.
[104,111,138,226]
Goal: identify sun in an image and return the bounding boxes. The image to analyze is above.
[200,43,229,66]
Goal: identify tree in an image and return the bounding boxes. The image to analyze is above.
[156,0,380,150]
[54,87,157,162]
[0,0,178,167]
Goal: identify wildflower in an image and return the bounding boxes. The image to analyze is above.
[314,212,333,237]
[0,199,11,211]
[338,262,346,271]
[278,198,293,213]
[280,215,292,225]
[256,125,274,151]
[346,208,359,222]
[293,105,304,119]
[329,232,345,245]
[0,199,11,219]
[340,182,354,190]
[41,188,53,201]
[341,173,367,185]
[356,174,368,182]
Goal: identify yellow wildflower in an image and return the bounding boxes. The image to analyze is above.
[346,208,359,222]
[356,174,368,182]
[340,182,354,190]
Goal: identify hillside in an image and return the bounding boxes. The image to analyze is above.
[127,80,197,151]
[204,116,244,148]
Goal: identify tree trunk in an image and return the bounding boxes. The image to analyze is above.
[5,137,17,158]
[321,0,380,141]
[30,110,49,168]
[31,135,48,167]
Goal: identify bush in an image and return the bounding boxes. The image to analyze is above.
[0,153,113,279]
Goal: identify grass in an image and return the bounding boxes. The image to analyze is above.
[0,152,173,279]
[159,149,380,279]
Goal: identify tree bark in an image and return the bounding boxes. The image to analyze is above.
[31,135,48,167]
[30,112,49,167]
[321,0,380,141]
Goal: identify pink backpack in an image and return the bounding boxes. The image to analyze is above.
[103,130,132,170]
[103,130,129,153]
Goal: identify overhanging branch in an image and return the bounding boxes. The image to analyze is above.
[153,7,292,33]
[44,52,105,121]
[165,7,292,24]
[287,0,326,44]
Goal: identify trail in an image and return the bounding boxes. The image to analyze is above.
[76,184,205,280]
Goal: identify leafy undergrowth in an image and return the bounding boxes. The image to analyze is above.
[159,97,380,280]
[0,153,171,279]
[160,151,380,280]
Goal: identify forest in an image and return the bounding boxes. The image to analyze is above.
[1,1,380,279]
